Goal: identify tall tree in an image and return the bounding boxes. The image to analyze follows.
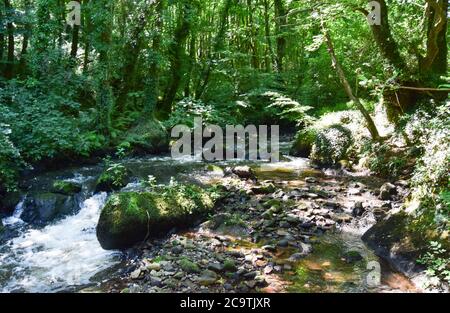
[158,0,194,117]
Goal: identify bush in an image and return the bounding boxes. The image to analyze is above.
[0,123,25,192]
[310,125,352,166]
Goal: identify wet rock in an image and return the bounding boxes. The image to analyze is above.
[243,271,258,280]
[379,183,397,200]
[287,253,305,262]
[232,166,254,179]
[207,263,224,273]
[0,191,22,215]
[21,192,81,226]
[171,245,184,255]
[251,184,276,194]
[352,202,365,217]
[198,270,218,286]
[277,239,289,247]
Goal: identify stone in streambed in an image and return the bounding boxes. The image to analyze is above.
[51,180,82,195]
[179,258,201,274]
[21,192,80,226]
[232,166,254,179]
[96,184,217,250]
[198,270,218,286]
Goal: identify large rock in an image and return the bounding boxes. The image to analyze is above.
[21,192,81,226]
[310,125,352,166]
[362,213,427,277]
[290,128,317,157]
[123,119,169,155]
[96,185,218,250]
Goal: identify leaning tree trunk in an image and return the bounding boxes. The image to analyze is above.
[322,22,381,141]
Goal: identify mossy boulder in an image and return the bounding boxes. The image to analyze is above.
[96,185,218,250]
[362,212,443,278]
[290,128,317,157]
[51,180,82,195]
[124,119,169,154]
[95,165,131,193]
[310,125,352,166]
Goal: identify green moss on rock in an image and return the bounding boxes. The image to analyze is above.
[51,180,82,195]
[96,184,218,249]
[290,128,317,157]
[179,258,200,273]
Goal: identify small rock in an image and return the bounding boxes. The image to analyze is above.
[305,177,317,183]
[198,270,218,286]
[207,263,224,273]
[277,239,289,247]
[287,253,305,262]
[342,251,363,263]
[147,263,162,271]
[130,268,143,280]
[232,166,254,179]
[171,245,183,255]
[264,265,274,274]
[352,202,365,217]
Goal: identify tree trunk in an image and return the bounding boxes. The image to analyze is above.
[158,0,193,118]
[420,0,448,76]
[70,25,80,59]
[366,0,405,72]
[322,22,381,141]
[263,0,275,72]
[274,0,287,74]
[144,0,165,116]
[4,0,14,79]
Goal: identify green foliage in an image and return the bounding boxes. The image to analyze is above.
[310,125,353,166]
[418,241,450,285]
[97,157,130,191]
[0,123,24,192]
[408,103,450,229]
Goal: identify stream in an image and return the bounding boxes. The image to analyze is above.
[0,143,415,293]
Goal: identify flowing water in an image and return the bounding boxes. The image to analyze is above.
[0,143,414,293]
